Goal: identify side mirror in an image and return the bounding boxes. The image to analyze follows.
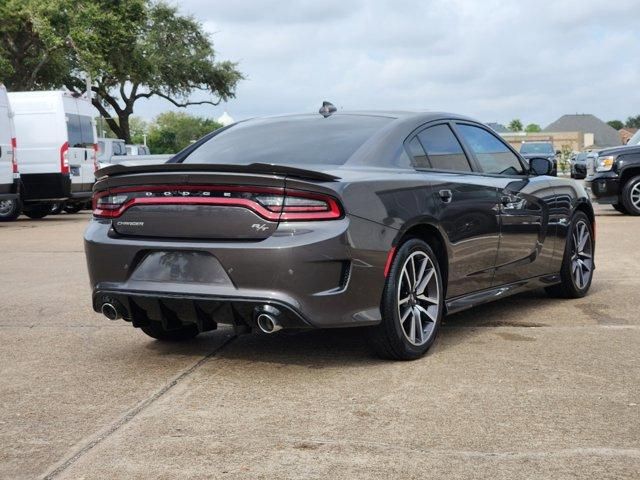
[555,150,561,156]
[529,157,553,176]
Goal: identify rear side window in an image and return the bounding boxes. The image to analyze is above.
[415,124,471,172]
[407,137,429,168]
[67,114,94,148]
[456,124,524,175]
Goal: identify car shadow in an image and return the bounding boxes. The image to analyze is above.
[140,288,568,367]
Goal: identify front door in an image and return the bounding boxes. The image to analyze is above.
[453,122,555,286]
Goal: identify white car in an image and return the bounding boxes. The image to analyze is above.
[97,137,127,168]
[125,144,150,156]
[0,84,20,221]
[8,91,97,218]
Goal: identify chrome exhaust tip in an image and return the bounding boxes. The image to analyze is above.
[256,312,282,334]
[101,303,121,321]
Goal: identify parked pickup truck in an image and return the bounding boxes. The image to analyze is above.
[97,138,172,169]
[586,133,640,215]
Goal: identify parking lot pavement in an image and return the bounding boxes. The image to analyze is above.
[0,206,639,479]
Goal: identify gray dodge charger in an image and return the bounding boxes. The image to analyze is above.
[85,108,595,359]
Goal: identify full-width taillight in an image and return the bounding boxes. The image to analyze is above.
[92,185,343,221]
[11,137,18,174]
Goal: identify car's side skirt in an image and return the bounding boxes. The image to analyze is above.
[445,273,561,315]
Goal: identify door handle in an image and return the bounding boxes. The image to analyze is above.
[438,189,453,203]
[84,150,88,160]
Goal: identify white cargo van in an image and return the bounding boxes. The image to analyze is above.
[0,84,20,221]
[8,91,97,218]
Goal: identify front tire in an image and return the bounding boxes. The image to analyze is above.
[368,239,444,360]
[545,211,594,298]
[621,175,640,215]
[140,321,199,342]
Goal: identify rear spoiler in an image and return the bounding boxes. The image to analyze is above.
[94,162,341,182]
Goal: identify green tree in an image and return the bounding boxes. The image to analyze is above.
[625,116,640,129]
[607,120,624,130]
[525,123,541,133]
[147,111,221,154]
[0,1,242,143]
[0,0,75,90]
[96,116,148,144]
[508,119,523,132]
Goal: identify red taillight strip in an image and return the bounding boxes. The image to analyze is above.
[92,185,343,222]
[94,196,282,221]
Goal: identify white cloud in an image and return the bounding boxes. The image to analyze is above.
[135,0,640,127]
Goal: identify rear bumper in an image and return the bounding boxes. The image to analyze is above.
[0,179,19,200]
[93,289,311,331]
[20,173,72,202]
[84,215,394,330]
[585,173,619,204]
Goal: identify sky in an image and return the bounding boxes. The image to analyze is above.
[134,0,640,128]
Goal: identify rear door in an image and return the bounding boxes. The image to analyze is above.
[453,122,555,285]
[406,122,500,298]
[0,87,14,188]
[65,97,96,192]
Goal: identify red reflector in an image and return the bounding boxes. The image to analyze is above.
[384,246,397,278]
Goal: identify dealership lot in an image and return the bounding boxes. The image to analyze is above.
[1,205,639,479]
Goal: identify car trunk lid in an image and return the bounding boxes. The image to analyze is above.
[93,164,340,240]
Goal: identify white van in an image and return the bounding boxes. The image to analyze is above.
[0,84,20,221]
[8,91,97,218]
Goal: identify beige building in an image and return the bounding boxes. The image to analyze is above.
[500,131,589,153]
[496,114,622,153]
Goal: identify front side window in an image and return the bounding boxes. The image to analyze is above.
[456,124,524,175]
[416,124,471,172]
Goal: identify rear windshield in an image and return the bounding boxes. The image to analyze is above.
[182,115,393,165]
[520,142,554,155]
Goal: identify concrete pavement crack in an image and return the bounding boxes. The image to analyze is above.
[41,334,237,480]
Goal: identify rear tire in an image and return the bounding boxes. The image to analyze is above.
[0,199,21,221]
[49,202,64,215]
[141,322,199,342]
[613,203,629,214]
[63,203,82,214]
[545,211,594,298]
[621,175,640,215]
[22,204,51,219]
[368,238,444,360]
